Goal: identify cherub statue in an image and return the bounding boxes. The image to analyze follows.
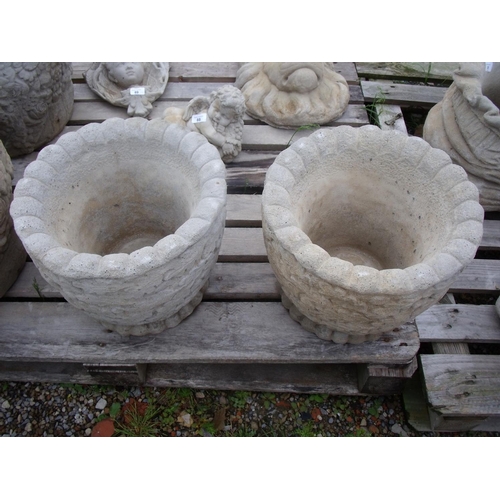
[163,85,246,163]
[235,62,350,129]
[85,62,169,118]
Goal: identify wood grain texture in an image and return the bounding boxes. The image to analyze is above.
[0,302,419,365]
[416,304,500,343]
[361,80,447,106]
[356,62,458,82]
[420,354,500,417]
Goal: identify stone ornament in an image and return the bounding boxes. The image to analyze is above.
[85,62,169,118]
[0,62,74,157]
[423,62,500,211]
[163,85,246,162]
[235,62,350,129]
[0,141,26,296]
[262,125,483,344]
[11,118,226,335]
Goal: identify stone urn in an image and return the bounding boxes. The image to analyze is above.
[0,62,74,157]
[423,62,500,211]
[262,125,483,344]
[0,141,26,297]
[11,118,226,335]
[235,62,350,129]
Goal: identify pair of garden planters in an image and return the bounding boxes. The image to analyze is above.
[11,118,484,344]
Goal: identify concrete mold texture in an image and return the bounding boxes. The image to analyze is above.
[262,125,483,344]
[11,118,226,335]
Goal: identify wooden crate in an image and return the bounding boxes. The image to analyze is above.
[356,62,500,432]
[1,62,421,395]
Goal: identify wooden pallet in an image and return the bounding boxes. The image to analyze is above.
[1,62,422,395]
[356,62,500,432]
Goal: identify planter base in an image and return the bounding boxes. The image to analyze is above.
[280,290,385,345]
[99,281,208,336]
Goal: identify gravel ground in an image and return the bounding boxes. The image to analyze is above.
[1,381,499,437]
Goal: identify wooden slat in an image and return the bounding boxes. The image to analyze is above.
[480,220,500,250]
[226,194,262,227]
[0,360,363,394]
[376,104,407,133]
[0,302,419,365]
[449,259,500,293]
[356,62,458,83]
[361,80,447,106]
[73,62,357,84]
[416,304,500,343]
[420,354,500,417]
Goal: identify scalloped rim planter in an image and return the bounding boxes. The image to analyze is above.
[262,125,484,344]
[11,118,227,336]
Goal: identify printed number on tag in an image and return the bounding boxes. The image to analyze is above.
[485,62,493,72]
[192,113,207,123]
[130,87,146,95]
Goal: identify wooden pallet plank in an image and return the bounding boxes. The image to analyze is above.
[73,62,356,84]
[416,304,500,343]
[449,260,500,293]
[361,80,447,106]
[0,302,419,365]
[226,194,262,227]
[420,354,500,417]
[356,62,458,82]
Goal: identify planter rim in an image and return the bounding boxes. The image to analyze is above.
[11,117,226,280]
[262,125,484,296]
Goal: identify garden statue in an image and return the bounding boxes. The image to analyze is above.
[424,62,500,211]
[85,62,169,118]
[0,62,74,157]
[0,140,26,297]
[235,62,350,129]
[163,85,246,162]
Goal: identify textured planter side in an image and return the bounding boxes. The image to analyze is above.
[423,62,500,211]
[11,118,226,335]
[0,63,74,157]
[0,141,26,296]
[262,126,483,344]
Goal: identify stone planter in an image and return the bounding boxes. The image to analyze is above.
[0,141,26,297]
[423,62,500,211]
[0,63,74,157]
[11,118,226,335]
[262,125,483,343]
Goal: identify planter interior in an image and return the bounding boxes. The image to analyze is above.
[262,125,483,343]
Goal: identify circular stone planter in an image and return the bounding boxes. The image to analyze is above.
[11,118,226,335]
[262,125,483,344]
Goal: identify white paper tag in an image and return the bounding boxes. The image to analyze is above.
[192,113,207,123]
[129,87,146,95]
[485,62,493,72]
